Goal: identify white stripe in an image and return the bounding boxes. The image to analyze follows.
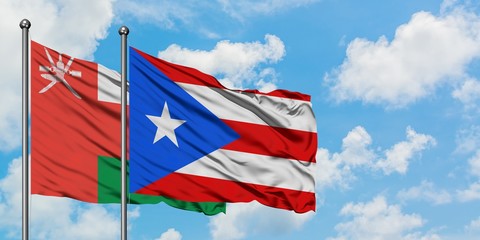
[176,149,315,192]
[97,68,315,133]
[97,64,129,104]
[97,67,316,132]
[178,83,316,132]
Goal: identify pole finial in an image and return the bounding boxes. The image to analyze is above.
[19,19,31,29]
[119,26,129,36]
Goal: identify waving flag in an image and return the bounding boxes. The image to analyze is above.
[129,47,317,213]
[30,41,225,215]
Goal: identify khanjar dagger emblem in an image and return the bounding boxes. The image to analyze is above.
[39,47,82,99]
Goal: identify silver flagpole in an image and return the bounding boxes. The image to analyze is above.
[119,25,129,240]
[20,19,31,240]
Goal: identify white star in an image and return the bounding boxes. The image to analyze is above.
[146,102,186,147]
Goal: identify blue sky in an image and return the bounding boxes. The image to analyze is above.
[1,0,480,239]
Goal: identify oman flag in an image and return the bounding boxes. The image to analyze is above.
[30,41,225,215]
[129,47,317,213]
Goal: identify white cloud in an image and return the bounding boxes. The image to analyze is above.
[434,216,480,239]
[127,206,141,232]
[456,148,480,202]
[0,157,23,235]
[158,34,285,91]
[217,0,319,21]
[315,126,375,190]
[403,232,442,240]
[117,0,318,26]
[116,0,318,38]
[397,180,452,205]
[0,157,120,239]
[465,217,480,233]
[128,206,141,219]
[9,0,114,59]
[452,78,480,111]
[155,228,182,240]
[209,202,314,240]
[315,148,354,190]
[115,0,194,29]
[32,199,119,240]
[455,125,480,154]
[0,0,114,151]
[328,196,432,240]
[375,127,436,175]
[457,182,480,202]
[440,0,460,13]
[316,126,436,190]
[468,150,480,177]
[326,7,480,108]
[339,126,376,167]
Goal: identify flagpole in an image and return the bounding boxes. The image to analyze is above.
[119,25,129,240]
[19,18,31,240]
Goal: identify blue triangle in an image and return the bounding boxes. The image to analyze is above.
[129,49,240,193]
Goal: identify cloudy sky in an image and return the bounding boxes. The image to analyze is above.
[1,0,480,239]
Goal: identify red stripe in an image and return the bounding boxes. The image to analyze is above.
[222,120,317,162]
[132,47,311,101]
[136,172,316,213]
[235,89,311,101]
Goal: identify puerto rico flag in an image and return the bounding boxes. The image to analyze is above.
[129,47,317,213]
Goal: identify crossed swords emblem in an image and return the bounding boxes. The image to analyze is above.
[39,47,82,99]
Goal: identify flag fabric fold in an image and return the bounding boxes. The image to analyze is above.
[30,40,225,215]
[129,47,317,213]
